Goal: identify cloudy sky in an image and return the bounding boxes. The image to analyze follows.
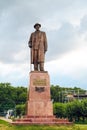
[0,0,87,89]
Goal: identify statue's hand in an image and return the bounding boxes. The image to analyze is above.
[44,50,47,53]
[29,45,32,48]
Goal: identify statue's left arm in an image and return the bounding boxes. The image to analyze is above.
[44,32,48,53]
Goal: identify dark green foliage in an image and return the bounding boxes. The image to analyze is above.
[16,104,26,117]
[54,99,87,123]
[80,99,87,121]
[0,83,27,114]
[53,102,66,118]
[15,87,27,105]
[66,102,74,121]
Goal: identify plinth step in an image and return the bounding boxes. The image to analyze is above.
[12,117,72,125]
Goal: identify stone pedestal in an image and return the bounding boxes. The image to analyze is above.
[12,71,72,125]
[27,71,53,116]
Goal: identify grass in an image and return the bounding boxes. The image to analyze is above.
[0,119,87,130]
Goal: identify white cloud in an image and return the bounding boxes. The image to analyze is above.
[0,62,29,86]
[46,46,87,80]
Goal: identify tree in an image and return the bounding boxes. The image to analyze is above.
[0,83,27,113]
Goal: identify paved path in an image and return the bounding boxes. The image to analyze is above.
[0,116,12,123]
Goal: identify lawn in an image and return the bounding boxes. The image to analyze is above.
[0,119,87,130]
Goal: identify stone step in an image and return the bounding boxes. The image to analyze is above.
[12,117,72,125]
[15,118,69,122]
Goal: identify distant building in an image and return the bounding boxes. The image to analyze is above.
[66,94,87,102]
[73,94,87,100]
[66,94,75,102]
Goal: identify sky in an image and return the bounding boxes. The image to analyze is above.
[0,0,87,89]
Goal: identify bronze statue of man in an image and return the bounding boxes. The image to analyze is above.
[28,23,47,71]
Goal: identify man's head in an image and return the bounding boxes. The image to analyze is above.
[34,23,41,31]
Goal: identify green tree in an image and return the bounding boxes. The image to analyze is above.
[0,83,27,113]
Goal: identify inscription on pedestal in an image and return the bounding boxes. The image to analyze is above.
[35,87,45,92]
[33,79,46,86]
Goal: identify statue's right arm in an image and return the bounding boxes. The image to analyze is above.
[28,34,32,48]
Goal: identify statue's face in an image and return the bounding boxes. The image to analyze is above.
[35,25,40,31]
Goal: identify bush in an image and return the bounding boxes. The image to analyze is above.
[16,104,26,117]
[53,103,66,118]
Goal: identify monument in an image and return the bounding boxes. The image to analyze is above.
[12,23,72,125]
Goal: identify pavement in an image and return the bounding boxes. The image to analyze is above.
[0,116,12,123]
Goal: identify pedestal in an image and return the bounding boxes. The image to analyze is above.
[27,71,53,116]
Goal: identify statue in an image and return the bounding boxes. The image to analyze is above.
[28,23,48,71]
